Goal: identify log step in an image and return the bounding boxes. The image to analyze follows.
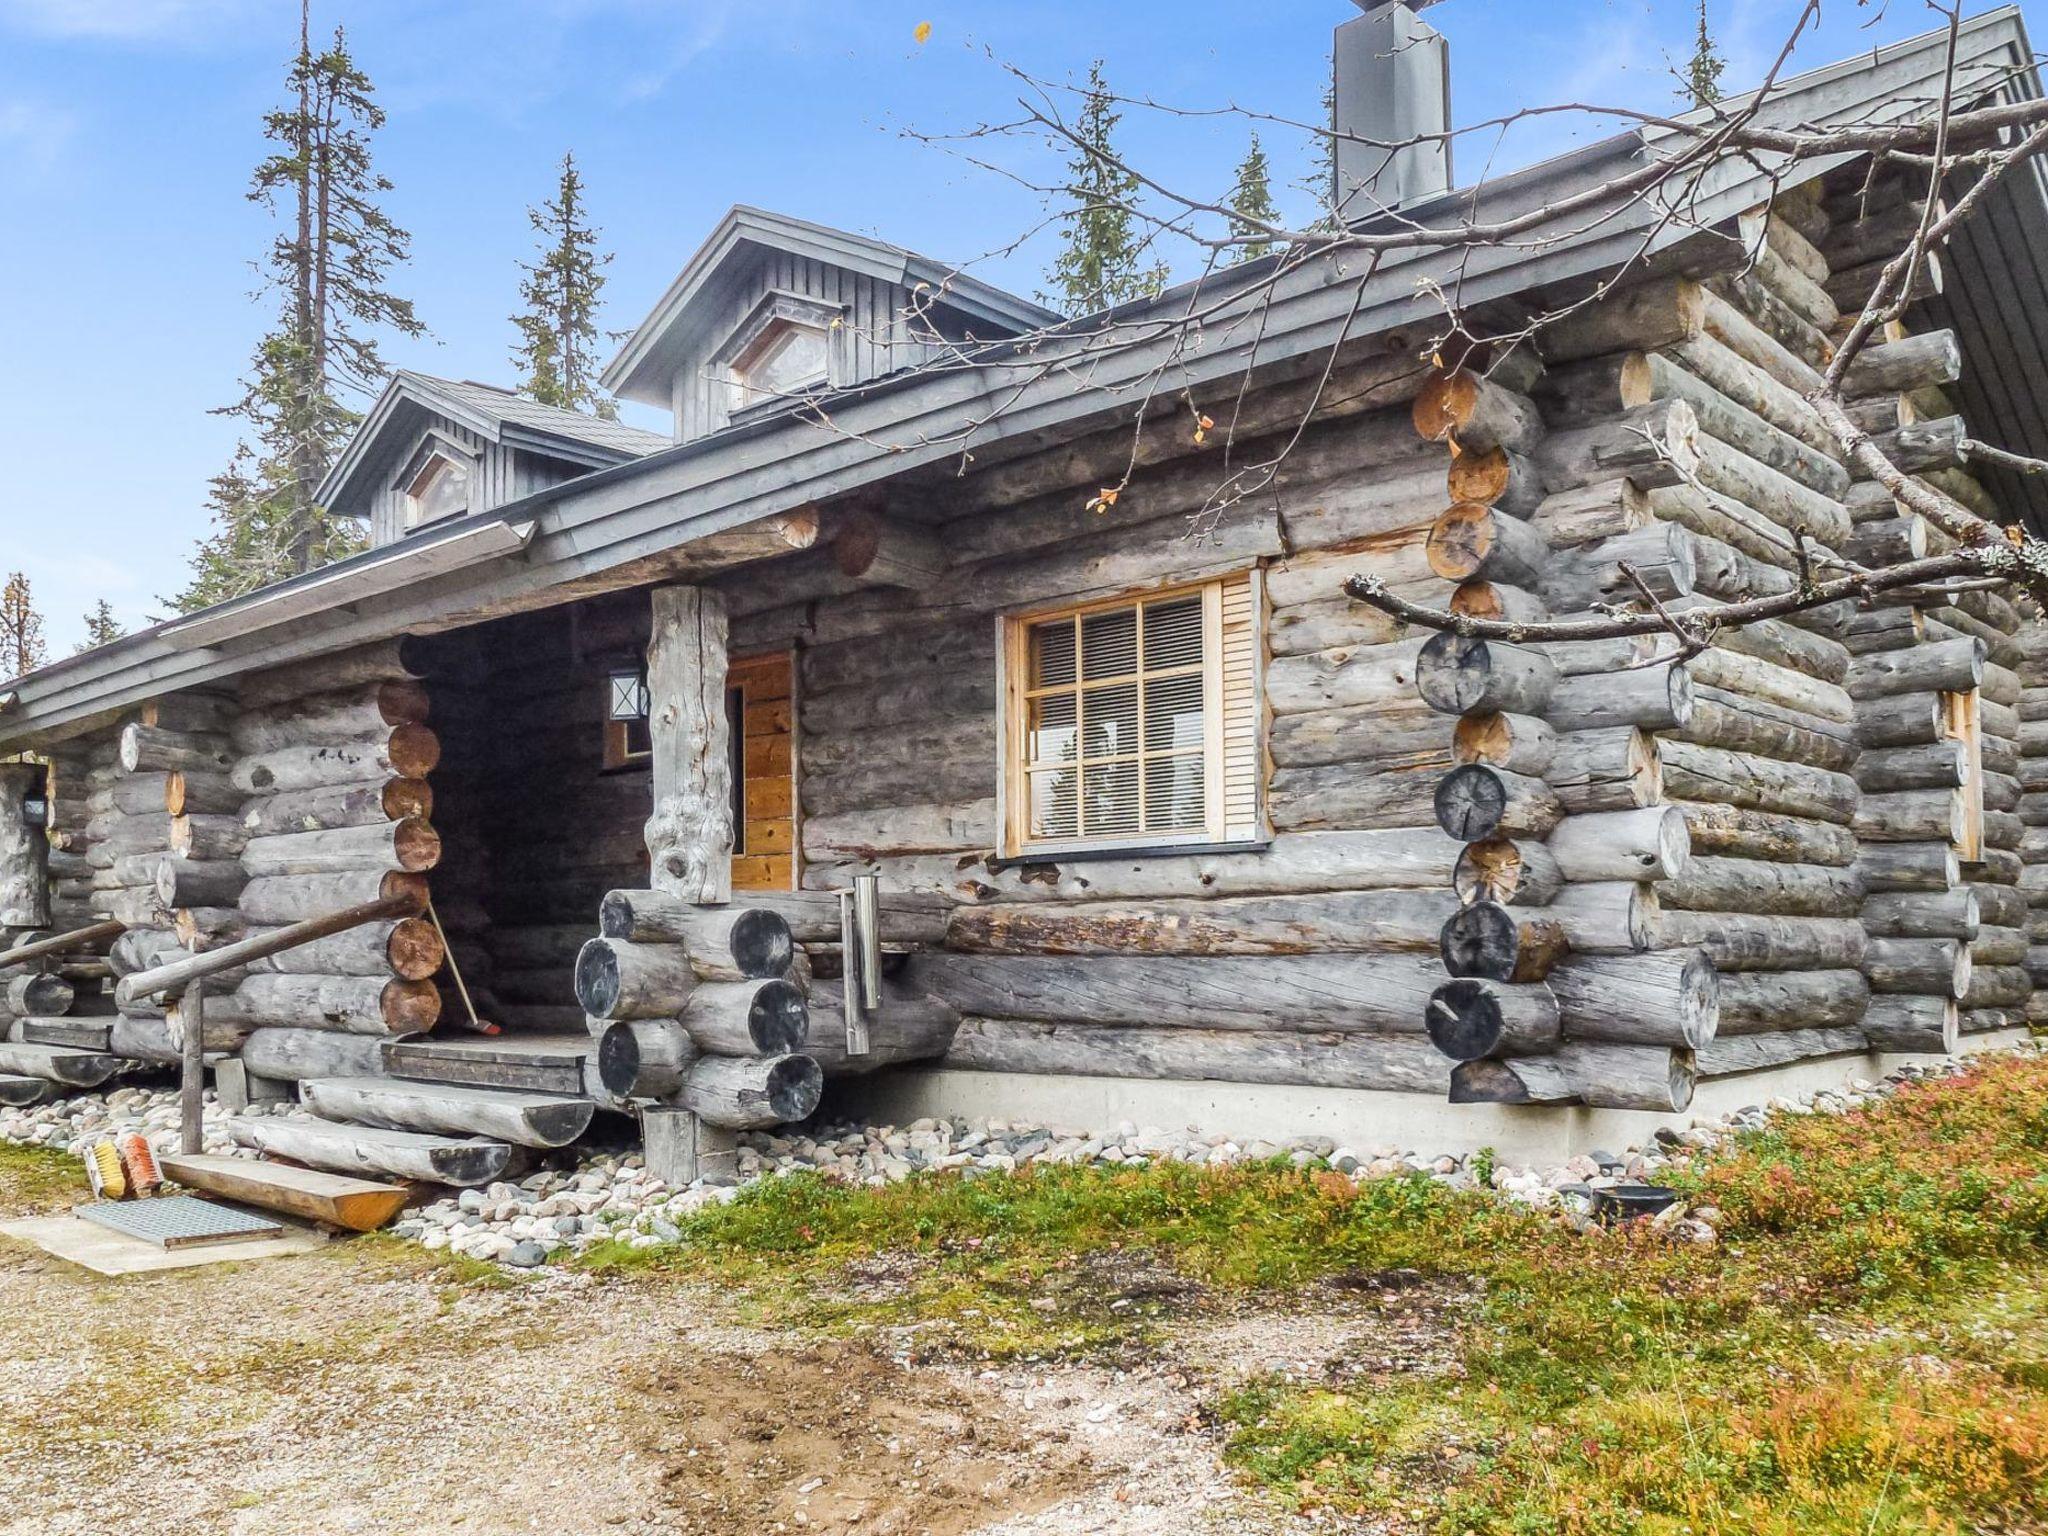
[0,1041,122,1088]
[300,1076,596,1149]
[160,1152,408,1233]
[20,1017,113,1051]
[0,1075,52,1107]
[382,1034,589,1096]
[230,1116,512,1187]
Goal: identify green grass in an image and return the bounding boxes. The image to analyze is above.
[0,1140,86,1213]
[580,1050,2048,1531]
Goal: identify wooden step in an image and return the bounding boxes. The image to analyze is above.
[21,1017,113,1051]
[301,1076,595,1149]
[0,1041,121,1088]
[383,1034,589,1095]
[0,1075,51,1107]
[160,1152,409,1233]
[230,1117,511,1187]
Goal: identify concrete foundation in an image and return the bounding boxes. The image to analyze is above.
[824,1030,2032,1166]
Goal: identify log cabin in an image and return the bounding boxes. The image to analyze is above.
[4,6,2048,1185]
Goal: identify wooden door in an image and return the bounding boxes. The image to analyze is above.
[728,651,796,891]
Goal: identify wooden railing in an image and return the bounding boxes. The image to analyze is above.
[0,919,126,971]
[113,894,422,1156]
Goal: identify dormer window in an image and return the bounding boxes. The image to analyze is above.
[402,450,471,528]
[712,292,843,424]
[730,320,829,413]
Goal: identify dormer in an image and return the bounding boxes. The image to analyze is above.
[602,206,1057,443]
[321,372,670,548]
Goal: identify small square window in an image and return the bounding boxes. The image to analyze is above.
[402,451,471,528]
[728,320,829,415]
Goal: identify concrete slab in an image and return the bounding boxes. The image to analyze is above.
[0,1207,329,1276]
[825,1030,2033,1165]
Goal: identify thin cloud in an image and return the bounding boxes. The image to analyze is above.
[0,0,255,42]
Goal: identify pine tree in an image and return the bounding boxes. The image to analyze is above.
[75,600,124,654]
[1296,61,1340,230]
[1683,0,1727,108]
[512,153,618,419]
[1226,133,1280,264]
[0,574,47,679]
[1042,61,1169,316]
[171,1,424,613]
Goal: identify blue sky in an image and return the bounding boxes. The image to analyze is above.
[0,0,2037,652]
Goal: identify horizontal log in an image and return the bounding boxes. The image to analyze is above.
[239,778,433,839]
[1845,637,1985,700]
[680,978,810,1056]
[1547,949,1720,1050]
[1861,994,1958,1053]
[231,681,431,755]
[300,1077,593,1149]
[1450,1043,1695,1111]
[1425,503,1550,586]
[1545,663,1692,734]
[1452,838,1564,907]
[232,728,441,794]
[1657,857,1864,918]
[944,889,1464,957]
[1863,889,1980,940]
[1660,740,1858,825]
[1695,1027,1869,1077]
[1534,400,1700,492]
[803,988,961,1075]
[154,857,247,910]
[237,870,427,927]
[1714,968,1869,1035]
[1415,633,1558,718]
[1265,638,1426,716]
[1548,806,1691,883]
[1452,711,1558,778]
[1865,937,1970,999]
[574,936,696,1021]
[1435,765,1563,843]
[945,1017,1453,1093]
[229,973,441,1034]
[1853,843,1959,893]
[678,1053,823,1128]
[119,724,231,777]
[1412,369,1544,454]
[597,891,794,980]
[1438,900,1568,984]
[239,818,441,878]
[594,1018,699,1099]
[1852,789,1963,845]
[1652,911,1866,972]
[1854,741,1967,794]
[242,917,445,980]
[914,952,1450,1034]
[1548,881,1659,954]
[1545,727,1661,814]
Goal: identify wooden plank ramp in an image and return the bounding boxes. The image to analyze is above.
[21,1017,113,1051]
[231,1117,512,1187]
[300,1076,596,1149]
[160,1152,408,1233]
[382,1032,590,1095]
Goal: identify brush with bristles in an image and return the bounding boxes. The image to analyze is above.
[116,1133,161,1196]
[83,1140,127,1202]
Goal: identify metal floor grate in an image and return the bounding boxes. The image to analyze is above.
[77,1195,284,1249]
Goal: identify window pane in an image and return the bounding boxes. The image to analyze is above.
[1032,619,1076,689]
[1082,760,1141,839]
[1028,690,1076,767]
[1144,754,1206,834]
[1082,681,1138,759]
[1081,606,1139,680]
[1143,671,1205,754]
[406,454,470,525]
[1029,768,1079,841]
[1144,596,1204,671]
[741,323,828,403]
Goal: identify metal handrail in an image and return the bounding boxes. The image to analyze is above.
[0,919,126,971]
[114,894,420,1005]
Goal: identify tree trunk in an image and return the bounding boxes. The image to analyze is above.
[644,586,734,904]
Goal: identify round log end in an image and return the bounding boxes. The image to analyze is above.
[1447,1057,1531,1104]
[116,722,144,775]
[1411,370,1476,442]
[763,1054,825,1122]
[1435,764,1507,843]
[830,509,885,578]
[1453,838,1524,904]
[1425,502,1495,582]
[165,771,191,816]
[383,977,442,1033]
[573,938,623,1020]
[598,890,635,940]
[382,778,434,822]
[1674,950,1721,1048]
[379,871,430,914]
[745,978,811,1053]
[386,916,447,981]
[387,723,442,780]
[378,679,433,727]
[1440,900,1520,981]
[391,817,443,873]
[596,1021,643,1098]
[1426,978,1508,1061]
[1446,444,1512,506]
[729,908,796,979]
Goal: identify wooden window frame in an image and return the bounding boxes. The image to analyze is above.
[1939,687,1985,862]
[997,573,1261,860]
[394,432,475,532]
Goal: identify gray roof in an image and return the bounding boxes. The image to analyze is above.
[316,370,670,515]
[601,205,1062,405]
[3,8,2040,741]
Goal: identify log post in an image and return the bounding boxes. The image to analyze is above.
[644,586,735,905]
[0,762,48,931]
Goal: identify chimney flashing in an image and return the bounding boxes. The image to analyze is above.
[1333,0,1453,219]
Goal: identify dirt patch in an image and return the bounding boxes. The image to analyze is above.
[631,1339,1090,1535]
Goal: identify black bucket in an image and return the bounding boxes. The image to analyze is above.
[1589,1184,1680,1224]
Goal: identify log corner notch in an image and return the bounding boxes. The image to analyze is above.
[0,761,50,931]
[643,586,736,906]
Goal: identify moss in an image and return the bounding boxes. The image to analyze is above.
[0,1141,86,1213]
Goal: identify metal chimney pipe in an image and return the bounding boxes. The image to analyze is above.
[1333,0,1453,219]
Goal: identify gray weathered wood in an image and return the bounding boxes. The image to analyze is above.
[644,586,734,905]
[679,1053,823,1128]
[230,1116,509,1187]
[300,1076,594,1149]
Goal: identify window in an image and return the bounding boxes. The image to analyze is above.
[728,320,829,415]
[602,665,652,771]
[402,451,470,528]
[1939,688,1985,861]
[1001,573,1262,857]
[728,651,797,891]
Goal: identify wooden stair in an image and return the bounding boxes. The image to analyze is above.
[382,1032,590,1095]
[160,1152,408,1232]
[21,1017,113,1051]
[0,1041,121,1088]
[300,1076,595,1149]
[231,1117,512,1187]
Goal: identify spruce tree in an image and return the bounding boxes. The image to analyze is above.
[512,153,618,419]
[1683,0,1727,108]
[1042,61,1169,316]
[172,1,423,612]
[1296,62,1340,229]
[0,574,47,678]
[76,600,124,654]
[1226,133,1280,263]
